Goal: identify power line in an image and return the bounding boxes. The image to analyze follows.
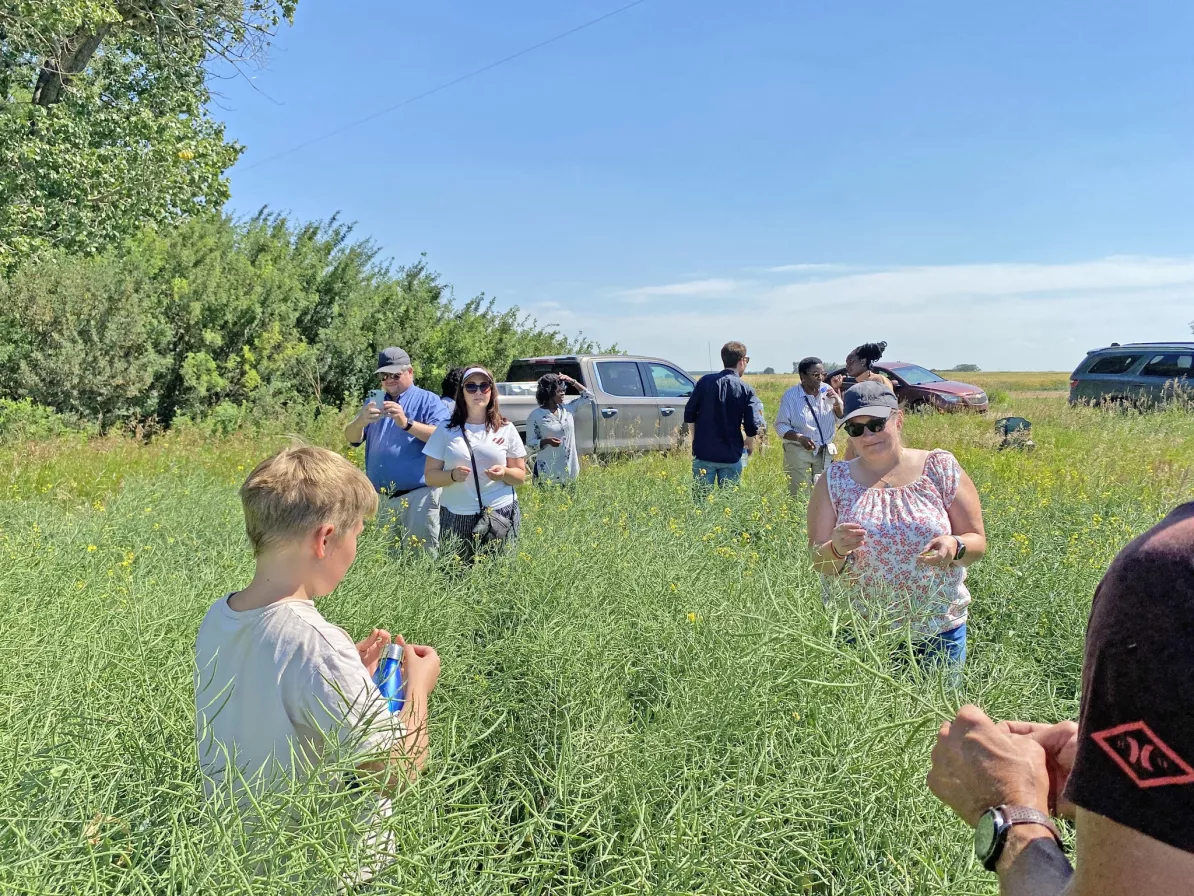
[241,0,653,171]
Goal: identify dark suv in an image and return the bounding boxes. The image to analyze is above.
[1069,343,1194,407]
[827,361,989,413]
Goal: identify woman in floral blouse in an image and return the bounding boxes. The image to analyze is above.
[807,381,987,671]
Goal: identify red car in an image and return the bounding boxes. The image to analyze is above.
[827,361,989,413]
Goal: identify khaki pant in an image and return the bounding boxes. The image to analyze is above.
[782,441,827,495]
[380,486,441,554]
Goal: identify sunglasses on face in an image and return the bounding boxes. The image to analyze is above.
[464,382,492,394]
[843,417,890,438]
[380,372,403,381]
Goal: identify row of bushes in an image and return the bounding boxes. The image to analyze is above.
[0,211,601,432]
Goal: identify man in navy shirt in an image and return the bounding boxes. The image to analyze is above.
[345,347,450,553]
[683,341,760,493]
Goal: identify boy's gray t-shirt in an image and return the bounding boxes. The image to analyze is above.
[194,596,403,801]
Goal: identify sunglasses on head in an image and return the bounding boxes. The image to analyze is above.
[463,381,492,394]
[843,417,890,438]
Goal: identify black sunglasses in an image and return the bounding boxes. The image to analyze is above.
[463,382,492,394]
[843,417,890,438]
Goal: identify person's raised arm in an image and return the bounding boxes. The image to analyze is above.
[919,462,987,568]
[423,423,468,487]
[345,403,381,446]
[807,472,863,574]
[357,642,440,794]
[403,394,449,443]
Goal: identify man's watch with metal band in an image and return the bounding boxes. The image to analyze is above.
[975,805,1063,871]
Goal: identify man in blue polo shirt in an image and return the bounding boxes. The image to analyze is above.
[683,340,760,493]
[345,346,450,553]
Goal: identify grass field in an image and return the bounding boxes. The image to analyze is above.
[2,383,1192,894]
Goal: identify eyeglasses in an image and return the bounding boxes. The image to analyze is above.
[463,382,492,394]
[379,372,403,381]
[843,417,890,438]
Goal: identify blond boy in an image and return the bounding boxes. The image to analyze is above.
[194,445,440,836]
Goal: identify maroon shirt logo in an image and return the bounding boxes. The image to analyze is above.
[1092,721,1194,789]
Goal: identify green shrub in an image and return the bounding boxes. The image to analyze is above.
[0,213,604,432]
[0,398,91,441]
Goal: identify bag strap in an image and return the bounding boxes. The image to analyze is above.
[460,426,486,514]
[803,392,829,447]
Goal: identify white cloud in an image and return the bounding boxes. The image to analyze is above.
[582,257,1194,372]
[759,263,855,274]
[613,278,752,303]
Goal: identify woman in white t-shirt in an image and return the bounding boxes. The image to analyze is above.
[424,366,527,562]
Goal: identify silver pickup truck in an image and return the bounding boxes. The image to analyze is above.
[496,354,696,454]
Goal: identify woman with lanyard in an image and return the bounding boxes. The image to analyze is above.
[775,357,844,494]
[525,373,593,487]
[423,366,527,563]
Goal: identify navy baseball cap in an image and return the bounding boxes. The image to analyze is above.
[840,381,898,426]
[375,346,411,374]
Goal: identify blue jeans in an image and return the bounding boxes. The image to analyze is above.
[841,622,967,677]
[914,623,967,671]
[692,458,744,491]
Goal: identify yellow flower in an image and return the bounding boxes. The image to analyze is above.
[87,545,97,552]
[669,583,678,592]
[687,612,698,623]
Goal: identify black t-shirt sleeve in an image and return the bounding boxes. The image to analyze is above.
[1064,510,1194,854]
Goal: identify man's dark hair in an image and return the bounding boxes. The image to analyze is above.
[721,341,748,369]
[797,356,823,376]
[441,367,465,400]
[851,341,887,368]
[536,373,564,408]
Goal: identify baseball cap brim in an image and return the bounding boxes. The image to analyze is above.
[375,364,407,374]
[462,367,493,381]
[839,405,896,427]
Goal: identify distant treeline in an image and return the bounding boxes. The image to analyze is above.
[0,212,601,432]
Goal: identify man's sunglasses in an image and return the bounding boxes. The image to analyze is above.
[379,372,404,381]
[843,417,890,438]
[463,382,492,394]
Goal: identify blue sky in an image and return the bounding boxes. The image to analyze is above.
[219,0,1194,372]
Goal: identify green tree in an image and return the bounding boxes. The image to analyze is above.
[0,1,296,266]
[0,212,604,430]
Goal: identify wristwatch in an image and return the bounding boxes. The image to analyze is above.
[975,805,1062,871]
[953,535,967,562]
[402,419,414,432]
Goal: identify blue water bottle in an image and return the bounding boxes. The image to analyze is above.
[374,643,405,712]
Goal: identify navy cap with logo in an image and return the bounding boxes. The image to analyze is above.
[375,346,411,374]
[839,381,899,426]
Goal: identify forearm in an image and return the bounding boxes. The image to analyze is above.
[501,465,527,486]
[376,691,430,794]
[954,533,987,567]
[811,540,848,575]
[997,828,1073,896]
[407,421,437,442]
[425,467,458,488]
[345,419,366,445]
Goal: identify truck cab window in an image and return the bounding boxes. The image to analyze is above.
[596,361,646,397]
[648,364,694,397]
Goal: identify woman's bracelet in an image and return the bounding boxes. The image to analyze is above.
[828,542,846,561]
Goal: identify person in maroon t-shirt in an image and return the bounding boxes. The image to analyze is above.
[927,502,1194,895]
